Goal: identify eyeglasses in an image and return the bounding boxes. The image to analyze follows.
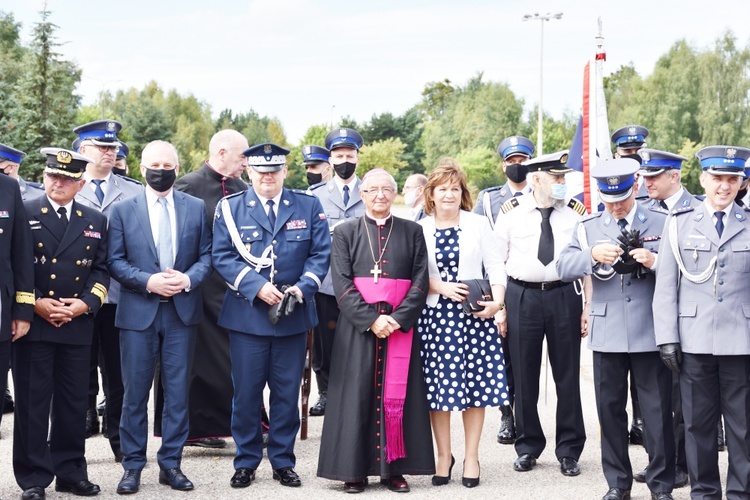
[85,142,120,154]
[361,186,396,197]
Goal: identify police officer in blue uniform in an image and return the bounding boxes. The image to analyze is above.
[307,130,367,416]
[113,141,130,177]
[474,136,535,230]
[0,143,44,202]
[654,145,750,499]
[558,158,675,500]
[302,145,332,187]
[13,148,109,500]
[212,143,330,489]
[73,120,142,458]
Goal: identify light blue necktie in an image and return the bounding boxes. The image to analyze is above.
[92,179,105,204]
[157,197,173,271]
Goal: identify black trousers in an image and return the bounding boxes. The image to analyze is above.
[593,351,675,493]
[0,339,9,428]
[312,293,340,394]
[505,281,586,460]
[681,353,750,499]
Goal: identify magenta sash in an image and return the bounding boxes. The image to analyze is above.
[353,277,412,463]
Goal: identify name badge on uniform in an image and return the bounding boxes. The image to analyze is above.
[286,219,307,230]
[84,230,101,239]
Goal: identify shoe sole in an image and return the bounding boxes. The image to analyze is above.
[230,481,253,488]
[158,479,194,491]
[497,437,516,444]
[55,485,101,496]
[116,488,139,495]
[561,469,580,477]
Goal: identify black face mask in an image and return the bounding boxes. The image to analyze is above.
[621,153,642,164]
[306,172,323,186]
[112,167,127,177]
[737,187,748,203]
[0,169,8,176]
[144,168,176,192]
[333,161,356,180]
[505,163,529,184]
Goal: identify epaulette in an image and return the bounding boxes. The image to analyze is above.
[290,188,313,197]
[581,211,603,222]
[481,185,503,194]
[114,174,143,186]
[644,199,668,214]
[27,181,43,189]
[670,206,694,216]
[222,190,245,201]
[308,181,326,191]
[500,198,520,214]
[567,198,586,215]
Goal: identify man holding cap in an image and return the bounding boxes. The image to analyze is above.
[654,145,750,499]
[212,143,330,488]
[494,151,588,477]
[13,148,109,500]
[474,136,535,229]
[557,158,675,500]
[307,131,366,416]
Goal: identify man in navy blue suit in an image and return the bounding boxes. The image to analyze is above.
[107,140,212,494]
[212,143,330,488]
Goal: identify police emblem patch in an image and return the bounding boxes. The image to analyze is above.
[509,136,518,146]
[637,212,646,222]
[694,212,704,222]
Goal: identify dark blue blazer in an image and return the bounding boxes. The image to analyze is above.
[107,190,212,331]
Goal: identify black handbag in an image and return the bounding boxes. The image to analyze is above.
[459,279,493,314]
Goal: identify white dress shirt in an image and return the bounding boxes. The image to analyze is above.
[145,188,177,264]
[46,197,74,222]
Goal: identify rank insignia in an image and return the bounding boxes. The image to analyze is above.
[76,210,82,217]
[0,211,8,218]
[283,199,290,206]
[735,211,743,221]
[41,207,48,214]
[40,255,46,265]
[694,212,704,222]
[286,219,308,230]
[252,231,259,238]
[249,200,256,207]
[637,212,646,222]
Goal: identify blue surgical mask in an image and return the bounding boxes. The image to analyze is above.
[550,183,567,200]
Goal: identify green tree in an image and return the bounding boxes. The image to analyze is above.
[358,138,407,178]
[418,78,455,120]
[455,146,502,199]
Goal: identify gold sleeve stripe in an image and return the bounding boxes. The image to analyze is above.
[91,284,108,305]
[15,291,35,305]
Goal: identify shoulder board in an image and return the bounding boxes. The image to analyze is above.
[290,188,313,197]
[482,185,503,194]
[500,197,520,214]
[114,174,143,186]
[567,198,586,215]
[222,190,246,201]
[27,181,43,189]
[581,212,603,222]
[309,181,326,191]
[670,206,695,216]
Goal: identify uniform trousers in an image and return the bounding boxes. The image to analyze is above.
[0,339,9,427]
[680,353,750,499]
[119,300,196,471]
[593,351,675,493]
[12,341,90,489]
[505,280,586,460]
[312,292,339,394]
[229,331,306,470]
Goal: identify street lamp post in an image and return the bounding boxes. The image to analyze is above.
[523,12,563,156]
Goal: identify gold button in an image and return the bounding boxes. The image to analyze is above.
[0,229,3,234]
[75,277,80,281]
[73,293,79,298]
[86,246,90,251]
[49,291,54,296]
[50,274,56,280]
[38,242,43,248]
[76,260,81,265]
[51,258,57,264]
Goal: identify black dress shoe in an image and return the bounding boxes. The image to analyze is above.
[674,467,689,488]
[273,467,301,487]
[114,452,124,464]
[309,393,327,416]
[116,470,141,495]
[650,493,673,500]
[381,475,410,492]
[633,466,646,483]
[559,457,580,476]
[84,407,100,438]
[184,437,227,448]
[513,453,536,472]
[461,461,480,488]
[602,487,631,500]
[55,479,101,496]
[230,468,255,488]
[343,478,368,493]
[3,387,14,414]
[159,468,194,491]
[496,405,516,444]
[21,487,45,500]
[432,455,455,486]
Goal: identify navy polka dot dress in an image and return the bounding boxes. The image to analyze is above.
[418,227,510,411]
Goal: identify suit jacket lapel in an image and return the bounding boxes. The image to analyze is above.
[173,191,186,258]
[247,190,272,233]
[134,192,158,261]
[694,208,722,248]
[55,202,88,256]
[347,178,362,208]
[721,205,745,243]
[101,177,123,211]
[327,182,346,211]
[39,197,65,243]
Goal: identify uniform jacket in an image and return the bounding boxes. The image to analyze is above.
[557,201,667,353]
[107,190,212,331]
[75,173,143,304]
[653,202,750,355]
[23,197,109,345]
[309,177,364,295]
[419,210,504,307]
[18,177,44,202]
[0,175,34,342]
[212,187,331,336]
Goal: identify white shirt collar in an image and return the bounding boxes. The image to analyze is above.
[663,187,685,211]
[46,196,74,218]
[145,187,175,207]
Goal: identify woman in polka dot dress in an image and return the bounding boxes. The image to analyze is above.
[416,161,510,488]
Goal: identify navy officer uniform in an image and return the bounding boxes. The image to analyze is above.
[474,136,535,230]
[212,143,330,488]
[307,131,366,416]
[557,158,675,500]
[653,145,750,499]
[13,148,109,499]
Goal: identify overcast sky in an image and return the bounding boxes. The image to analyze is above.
[4,0,749,142]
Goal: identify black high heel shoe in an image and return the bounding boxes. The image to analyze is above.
[431,455,455,486]
[462,460,480,488]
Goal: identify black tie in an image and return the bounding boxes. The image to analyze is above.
[267,199,276,229]
[92,179,105,204]
[513,191,523,197]
[716,211,725,237]
[57,206,68,229]
[343,185,350,206]
[617,218,627,231]
[538,207,554,266]
[659,200,668,210]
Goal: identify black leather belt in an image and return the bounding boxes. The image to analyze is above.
[509,276,566,291]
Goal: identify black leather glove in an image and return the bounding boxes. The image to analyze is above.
[659,343,682,374]
[268,285,290,325]
[283,290,303,316]
[613,228,646,279]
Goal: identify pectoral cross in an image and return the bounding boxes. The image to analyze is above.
[370,263,382,284]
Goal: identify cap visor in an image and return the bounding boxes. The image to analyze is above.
[251,164,284,173]
[705,167,745,177]
[639,168,666,177]
[599,187,633,204]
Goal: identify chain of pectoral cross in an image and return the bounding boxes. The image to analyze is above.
[363,217,394,284]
